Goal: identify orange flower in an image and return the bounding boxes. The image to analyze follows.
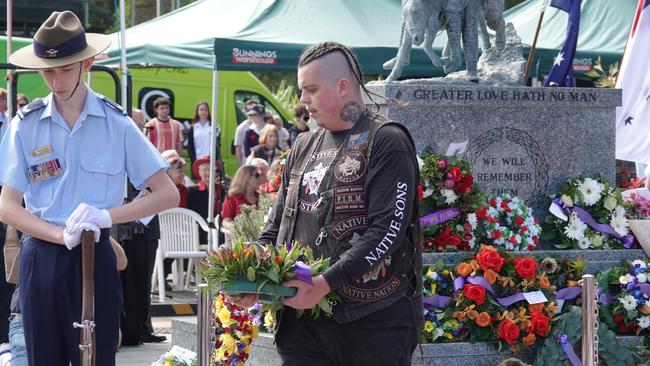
[457,262,472,277]
[539,275,551,289]
[467,309,479,320]
[476,312,491,327]
[274,255,283,265]
[484,269,497,285]
[567,280,580,287]
[523,332,536,346]
[529,303,544,313]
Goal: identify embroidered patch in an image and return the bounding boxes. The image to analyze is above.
[333,185,366,213]
[31,145,52,157]
[347,131,369,148]
[28,158,63,182]
[338,276,402,302]
[329,215,368,240]
[334,150,366,183]
[302,162,328,196]
[297,199,320,214]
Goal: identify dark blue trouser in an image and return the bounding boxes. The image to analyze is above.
[19,230,122,366]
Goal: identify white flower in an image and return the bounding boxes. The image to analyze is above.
[610,214,630,236]
[432,327,445,341]
[590,234,603,248]
[619,274,634,285]
[578,237,592,249]
[487,206,499,218]
[441,189,458,204]
[615,205,627,217]
[427,270,438,281]
[467,213,478,230]
[423,187,434,198]
[578,178,604,206]
[604,196,618,211]
[632,260,647,270]
[637,273,648,284]
[564,213,587,241]
[619,294,638,312]
[638,316,650,329]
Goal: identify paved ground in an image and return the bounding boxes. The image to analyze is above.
[116,317,176,366]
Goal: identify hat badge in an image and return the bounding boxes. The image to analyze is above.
[46,48,59,57]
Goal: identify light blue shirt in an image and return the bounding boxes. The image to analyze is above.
[0,112,8,142]
[0,87,168,227]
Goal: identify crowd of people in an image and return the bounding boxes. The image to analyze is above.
[0,9,423,366]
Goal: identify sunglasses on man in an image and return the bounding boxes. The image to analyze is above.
[302,116,310,122]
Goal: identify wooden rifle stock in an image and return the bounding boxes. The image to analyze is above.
[74,230,96,366]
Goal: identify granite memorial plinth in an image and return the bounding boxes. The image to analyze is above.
[365,83,621,214]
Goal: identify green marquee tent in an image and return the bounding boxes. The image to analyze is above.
[95,0,636,79]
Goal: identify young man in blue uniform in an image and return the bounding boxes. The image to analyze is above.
[0,11,179,365]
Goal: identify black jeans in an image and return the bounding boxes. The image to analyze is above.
[275,310,417,366]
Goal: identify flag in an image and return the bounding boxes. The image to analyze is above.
[544,0,581,87]
[616,0,650,163]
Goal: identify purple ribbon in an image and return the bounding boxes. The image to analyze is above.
[555,285,615,305]
[419,208,461,228]
[551,198,635,248]
[423,294,452,308]
[455,276,528,307]
[556,286,582,301]
[293,261,313,286]
[557,334,582,366]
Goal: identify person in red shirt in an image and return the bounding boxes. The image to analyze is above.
[162,150,188,208]
[144,97,184,156]
[188,156,224,218]
[221,165,260,229]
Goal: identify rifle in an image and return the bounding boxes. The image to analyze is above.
[74,230,96,366]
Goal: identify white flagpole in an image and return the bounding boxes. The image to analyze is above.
[6,0,14,118]
[119,0,128,110]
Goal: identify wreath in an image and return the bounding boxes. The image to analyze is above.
[542,175,635,250]
[418,152,484,252]
[475,193,541,251]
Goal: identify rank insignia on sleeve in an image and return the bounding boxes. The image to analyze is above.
[28,158,63,182]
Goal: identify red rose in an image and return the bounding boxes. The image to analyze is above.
[514,257,538,280]
[454,182,468,194]
[448,167,462,181]
[417,183,424,201]
[509,236,518,245]
[514,216,524,226]
[519,226,528,235]
[497,320,521,345]
[491,230,502,239]
[462,175,473,188]
[463,284,486,305]
[501,200,508,209]
[476,246,505,272]
[458,241,471,251]
[527,311,550,337]
[489,198,497,207]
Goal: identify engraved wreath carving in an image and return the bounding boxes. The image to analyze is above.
[463,127,549,208]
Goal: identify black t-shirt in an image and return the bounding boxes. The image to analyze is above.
[288,125,309,147]
[293,129,348,257]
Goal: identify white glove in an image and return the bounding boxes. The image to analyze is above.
[66,202,112,229]
[63,222,101,250]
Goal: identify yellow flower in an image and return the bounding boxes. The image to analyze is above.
[217,306,237,328]
[251,324,259,339]
[445,320,459,328]
[424,320,435,333]
[220,333,238,355]
[264,310,276,329]
[444,332,453,339]
[163,361,173,366]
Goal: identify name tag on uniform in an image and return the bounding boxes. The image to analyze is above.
[31,145,52,157]
[28,158,63,182]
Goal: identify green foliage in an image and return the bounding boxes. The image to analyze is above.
[534,306,634,366]
[585,56,619,89]
[229,194,274,244]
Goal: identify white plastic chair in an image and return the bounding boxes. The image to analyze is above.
[152,207,210,302]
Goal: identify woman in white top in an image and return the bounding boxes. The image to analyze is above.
[187,101,219,178]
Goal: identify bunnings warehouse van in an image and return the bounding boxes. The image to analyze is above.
[2,37,292,176]
[92,68,292,177]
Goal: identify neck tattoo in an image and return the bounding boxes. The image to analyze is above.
[340,101,363,124]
